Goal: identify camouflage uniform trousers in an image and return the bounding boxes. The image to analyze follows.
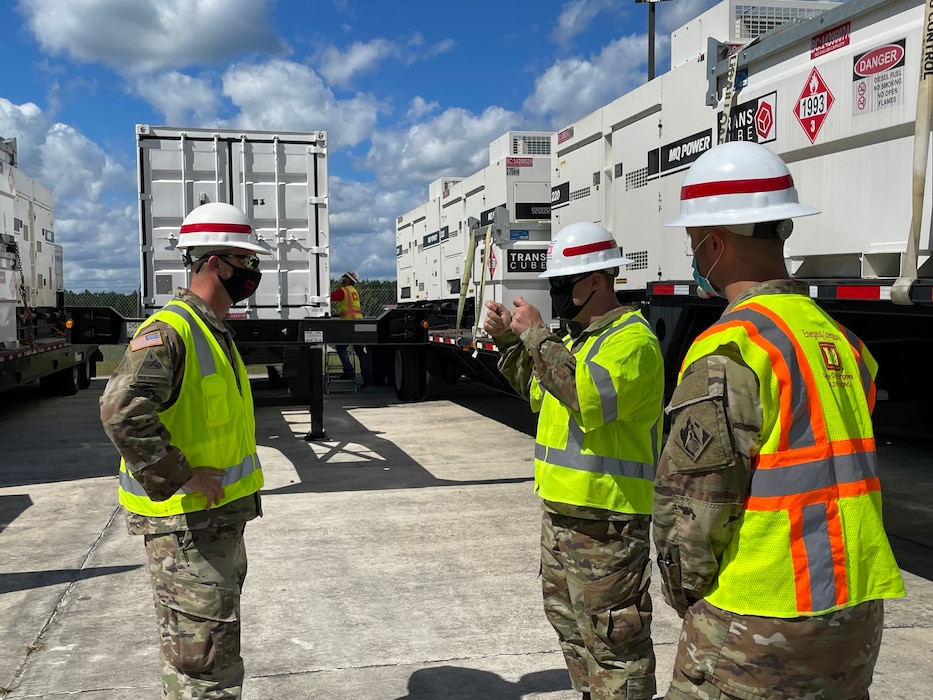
[540,510,656,700]
[145,522,248,699]
[665,599,883,700]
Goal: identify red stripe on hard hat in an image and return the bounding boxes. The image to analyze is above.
[681,174,794,200]
[180,222,252,233]
[563,239,616,257]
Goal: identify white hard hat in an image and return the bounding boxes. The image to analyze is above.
[343,271,360,284]
[539,222,632,278]
[177,202,270,255]
[665,141,820,232]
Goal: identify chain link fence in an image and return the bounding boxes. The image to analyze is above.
[343,280,399,317]
[64,280,400,320]
[65,290,141,319]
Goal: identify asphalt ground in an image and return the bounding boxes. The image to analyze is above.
[1,378,931,699]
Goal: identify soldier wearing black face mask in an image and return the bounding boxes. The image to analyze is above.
[483,222,664,700]
[100,202,270,699]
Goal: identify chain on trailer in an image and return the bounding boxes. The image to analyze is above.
[10,239,34,347]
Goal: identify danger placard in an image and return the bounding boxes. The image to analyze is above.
[795,67,834,144]
[853,38,906,116]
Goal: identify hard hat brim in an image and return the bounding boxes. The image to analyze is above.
[664,202,821,228]
[538,254,634,278]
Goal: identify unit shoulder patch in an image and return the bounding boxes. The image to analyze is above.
[135,348,169,382]
[680,415,713,461]
[130,330,164,352]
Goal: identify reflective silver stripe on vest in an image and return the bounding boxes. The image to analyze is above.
[726,308,815,448]
[161,304,217,377]
[120,452,259,498]
[749,450,878,498]
[802,502,837,611]
[535,419,656,481]
[837,324,874,402]
[582,313,653,425]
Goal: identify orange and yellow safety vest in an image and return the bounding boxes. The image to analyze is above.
[681,293,904,617]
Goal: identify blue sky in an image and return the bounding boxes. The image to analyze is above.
[0,0,723,292]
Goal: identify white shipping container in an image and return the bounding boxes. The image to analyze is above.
[136,125,330,320]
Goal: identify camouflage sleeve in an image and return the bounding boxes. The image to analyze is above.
[494,324,577,408]
[521,323,578,410]
[99,321,193,500]
[494,329,535,400]
[652,347,761,615]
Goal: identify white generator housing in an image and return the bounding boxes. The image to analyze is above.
[397,131,554,322]
[553,0,932,290]
[136,125,330,320]
[0,137,61,350]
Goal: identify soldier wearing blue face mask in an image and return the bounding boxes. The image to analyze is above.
[656,141,904,700]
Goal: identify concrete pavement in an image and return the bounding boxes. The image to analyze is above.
[1,379,931,699]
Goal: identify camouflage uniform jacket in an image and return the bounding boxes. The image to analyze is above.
[100,288,261,536]
[653,279,883,698]
[495,305,644,521]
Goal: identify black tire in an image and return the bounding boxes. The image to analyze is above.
[424,351,445,399]
[394,347,426,402]
[441,360,462,386]
[77,361,91,390]
[40,364,79,397]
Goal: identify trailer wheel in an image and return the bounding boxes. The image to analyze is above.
[425,350,444,399]
[394,347,426,402]
[77,361,91,390]
[41,364,79,397]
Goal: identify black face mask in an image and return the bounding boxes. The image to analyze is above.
[217,257,262,303]
[549,274,595,320]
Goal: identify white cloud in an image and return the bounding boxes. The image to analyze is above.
[133,72,220,125]
[553,0,618,45]
[406,96,439,121]
[17,0,284,73]
[524,34,650,128]
[39,123,129,201]
[315,35,455,88]
[329,176,420,279]
[0,98,51,173]
[220,59,382,149]
[318,39,397,88]
[56,200,140,291]
[364,105,516,190]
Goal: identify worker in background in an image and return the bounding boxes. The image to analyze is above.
[100,202,268,699]
[484,222,664,700]
[331,270,373,389]
[655,141,906,700]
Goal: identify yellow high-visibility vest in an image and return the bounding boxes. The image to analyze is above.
[681,293,904,616]
[337,285,362,319]
[532,311,662,514]
[118,300,263,517]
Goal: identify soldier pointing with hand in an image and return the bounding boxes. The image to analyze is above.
[486,222,664,700]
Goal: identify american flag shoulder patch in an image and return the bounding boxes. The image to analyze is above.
[130,330,164,352]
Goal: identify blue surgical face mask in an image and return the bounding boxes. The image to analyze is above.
[691,234,723,300]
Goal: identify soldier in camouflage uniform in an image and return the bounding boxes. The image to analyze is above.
[100,203,269,699]
[485,222,664,700]
[654,142,905,699]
